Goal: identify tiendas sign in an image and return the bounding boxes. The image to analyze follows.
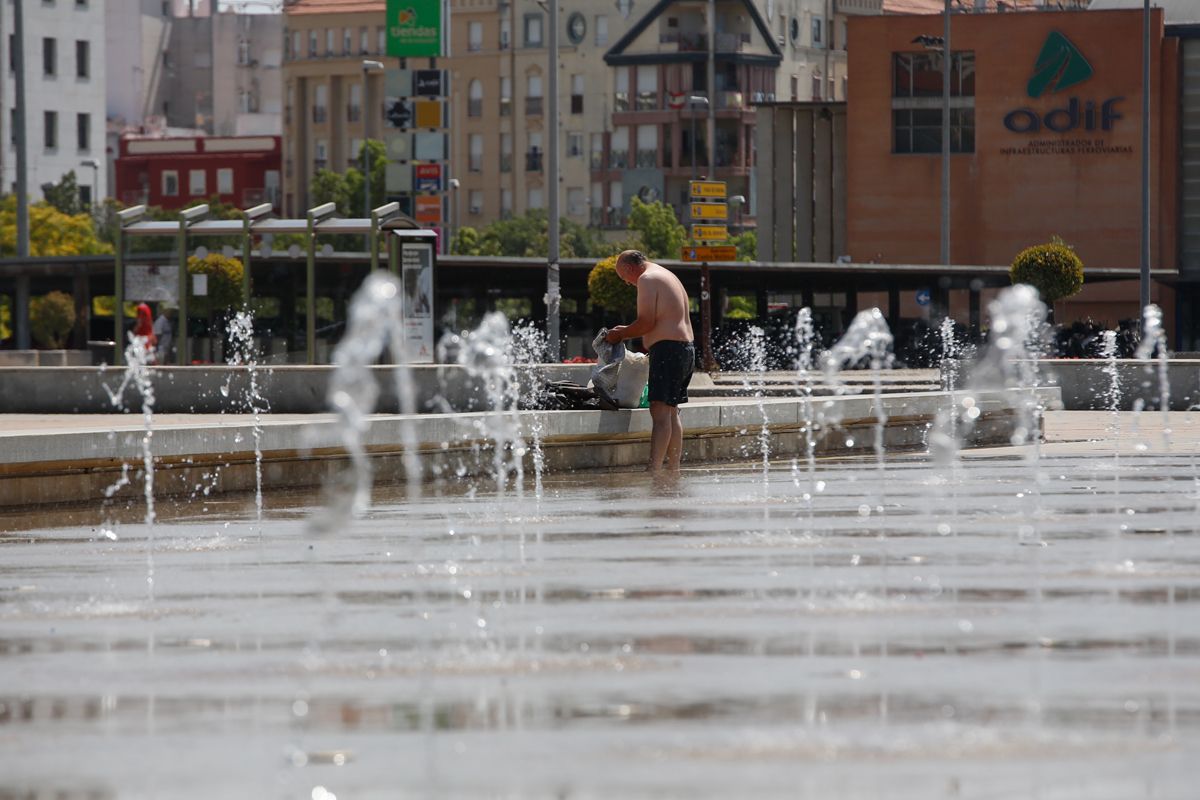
[1003,31,1124,135]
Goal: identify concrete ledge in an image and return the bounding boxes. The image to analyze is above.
[0,388,1059,509]
[1039,359,1200,411]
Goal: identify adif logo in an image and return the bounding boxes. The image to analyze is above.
[1026,31,1094,98]
[1004,30,1122,135]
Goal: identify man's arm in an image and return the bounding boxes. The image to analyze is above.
[606,277,658,343]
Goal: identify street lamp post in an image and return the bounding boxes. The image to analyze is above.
[688,95,709,182]
[447,177,460,252]
[80,158,100,208]
[361,60,385,217]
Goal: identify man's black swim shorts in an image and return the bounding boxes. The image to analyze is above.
[647,340,695,407]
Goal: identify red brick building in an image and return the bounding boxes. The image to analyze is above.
[114,135,283,211]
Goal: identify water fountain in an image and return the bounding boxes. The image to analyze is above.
[3,282,1197,799]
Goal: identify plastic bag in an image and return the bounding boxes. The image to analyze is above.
[589,328,650,409]
[614,349,649,408]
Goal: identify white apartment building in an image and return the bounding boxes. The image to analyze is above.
[1,0,107,204]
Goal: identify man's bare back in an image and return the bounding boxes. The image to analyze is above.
[635,264,694,349]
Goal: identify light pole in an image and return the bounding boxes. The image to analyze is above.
[688,95,709,182]
[361,59,385,216]
[1140,0,1151,311]
[447,177,460,252]
[546,0,562,361]
[940,0,951,267]
[80,158,100,208]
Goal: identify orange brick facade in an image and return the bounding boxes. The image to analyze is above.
[846,9,1178,274]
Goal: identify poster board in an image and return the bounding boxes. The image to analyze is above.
[401,240,435,363]
[125,265,179,304]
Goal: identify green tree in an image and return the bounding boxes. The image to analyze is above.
[41,172,85,216]
[587,254,637,317]
[0,196,113,256]
[29,290,76,348]
[627,197,686,259]
[0,294,12,341]
[732,229,756,262]
[187,253,246,315]
[311,169,354,216]
[1010,236,1084,305]
[350,139,388,216]
[450,226,482,255]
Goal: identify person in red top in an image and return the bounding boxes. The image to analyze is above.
[132,303,158,363]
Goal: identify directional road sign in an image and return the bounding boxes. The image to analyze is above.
[690,203,728,221]
[681,245,737,262]
[691,224,728,241]
[689,180,727,199]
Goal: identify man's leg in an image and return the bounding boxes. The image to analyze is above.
[666,407,684,471]
[648,401,673,471]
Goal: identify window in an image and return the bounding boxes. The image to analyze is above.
[636,65,657,110]
[636,125,657,167]
[591,183,604,223]
[570,74,584,114]
[78,184,91,207]
[811,71,822,101]
[811,18,822,47]
[528,187,544,209]
[500,18,511,50]
[501,188,513,218]
[162,170,179,197]
[567,187,586,217]
[610,181,623,222]
[500,76,512,116]
[326,29,335,55]
[469,133,483,171]
[892,52,976,154]
[9,35,15,73]
[9,109,16,144]
[590,132,604,169]
[313,84,328,123]
[293,31,302,59]
[238,38,251,66]
[468,21,483,52]
[614,69,629,112]
[76,112,89,151]
[349,138,362,168]
[309,31,318,57]
[344,27,353,55]
[314,139,328,169]
[75,40,89,79]
[526,73,543,116]
[524,14,544,47]
[527,131,542,171]
[189,169,206,196]
[43,38,56,77]
[468,80,483,117]
[348,83,361,122]
[469,190,484,215]
[217,168,234,195]
[595,15,608,46]
[360,27,369,54]
[567,132,583,158]
[500,132,513,172]
[43,111,57,149]
[377,26,386,54]
[610,127,628,168]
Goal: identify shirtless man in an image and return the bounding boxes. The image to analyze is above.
[604,250,695,472]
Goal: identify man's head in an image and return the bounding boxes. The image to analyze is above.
[615,250,648,285]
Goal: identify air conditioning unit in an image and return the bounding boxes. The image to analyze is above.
[776,35,785,47]
[470,205,482,214]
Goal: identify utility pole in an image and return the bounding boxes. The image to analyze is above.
[546,0,561,361]
[940,0,950,267]
[13,0,30,350]
[706,0,716,174]
[1139,0,1151,311]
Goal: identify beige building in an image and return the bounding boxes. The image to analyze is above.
[282,0,853,226]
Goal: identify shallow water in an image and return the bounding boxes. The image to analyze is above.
[2,450,1199,799]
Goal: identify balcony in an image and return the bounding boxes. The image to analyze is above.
[635,149,656,168]
[659,32,750,53]
[525,149,543,172]
[312,107,327,124]
[525,96,543,116]
[500,98,511,117]
[571,95,583,114]
[613,92,629,112]
[609,149,628,169]
[347,105,361,122]
[635,91,656,111]
[589,152,603,170]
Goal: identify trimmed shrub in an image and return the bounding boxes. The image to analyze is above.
[1010,238,1084,304]
[29,290,75,349]
[587,255,637,317]
[187,253,245,314]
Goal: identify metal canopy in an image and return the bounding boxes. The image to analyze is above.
[114,201,411,367]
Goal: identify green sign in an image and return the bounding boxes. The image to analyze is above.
[1027,31,1093,99]
[387,0,442,58]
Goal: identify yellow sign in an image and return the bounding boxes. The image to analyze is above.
[414,99,442,128]
[691,225,728,241]
[690,203,728,220]
[689,180,727,199]
[681,245,737,262]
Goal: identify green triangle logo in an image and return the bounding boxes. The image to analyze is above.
[1027,31,1093,98]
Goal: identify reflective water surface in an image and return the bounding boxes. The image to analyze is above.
[3,446,1199,799]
